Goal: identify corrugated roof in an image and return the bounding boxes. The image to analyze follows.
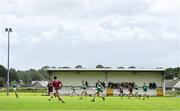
[31,81,48,87]
[174,80,180,88]
[165,79,179,88]
[47,68,165,72]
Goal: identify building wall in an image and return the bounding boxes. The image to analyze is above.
[50,71,163,87]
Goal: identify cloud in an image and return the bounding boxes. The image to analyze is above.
[150,0,180,15]
[0,0,179,70]
[148,0,180,15]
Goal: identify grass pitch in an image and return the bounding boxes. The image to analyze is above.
[0,93,179,111]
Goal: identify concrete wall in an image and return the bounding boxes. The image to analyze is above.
[50,71,163,87]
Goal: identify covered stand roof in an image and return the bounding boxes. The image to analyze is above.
[47,68,165,72]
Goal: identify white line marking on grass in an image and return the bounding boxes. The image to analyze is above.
[0,109,179,111]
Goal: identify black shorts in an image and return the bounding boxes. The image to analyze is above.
[48,88,53,92]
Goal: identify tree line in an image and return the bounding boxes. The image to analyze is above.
[0,65,49,87]
[165,67,180,79]
[0,64,179,87]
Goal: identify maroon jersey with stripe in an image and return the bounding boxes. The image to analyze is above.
[53,80,62,90]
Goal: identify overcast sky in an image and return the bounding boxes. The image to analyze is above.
[0,0,180,70]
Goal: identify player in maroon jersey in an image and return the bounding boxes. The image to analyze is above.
[53,76,65,103]
[47,81,54,101]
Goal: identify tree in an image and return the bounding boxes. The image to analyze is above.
[165,67,180,79]
[52,66,56,68]
[22,73,32,84]
[0,65,7,80]
[104,67,111,69]
[128,66,136,69]
[96,64,104,68]
[16,70,24,82]
[9,68,19,82]
[38,66,50,80]
[117,67,124,69]
[0,77,5,87]
[16,68,46,84]
[41,66,50,70]
[28,69,45,81]
[62,66,71,68]
[75,65,83,68]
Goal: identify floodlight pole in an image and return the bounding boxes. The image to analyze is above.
[5,28,12,96]
[163,72,166,96]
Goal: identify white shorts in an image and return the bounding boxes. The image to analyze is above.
[144,91,147,95]
[53,89,61,94]
[13,88,17,92]
[135,91,138,94]
[82,88,87,92]
[49,92,54,96]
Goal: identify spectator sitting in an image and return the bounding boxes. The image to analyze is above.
[149,82,152,89]
[85,81,88,87]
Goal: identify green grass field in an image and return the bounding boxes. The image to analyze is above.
[0,93,180,111]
